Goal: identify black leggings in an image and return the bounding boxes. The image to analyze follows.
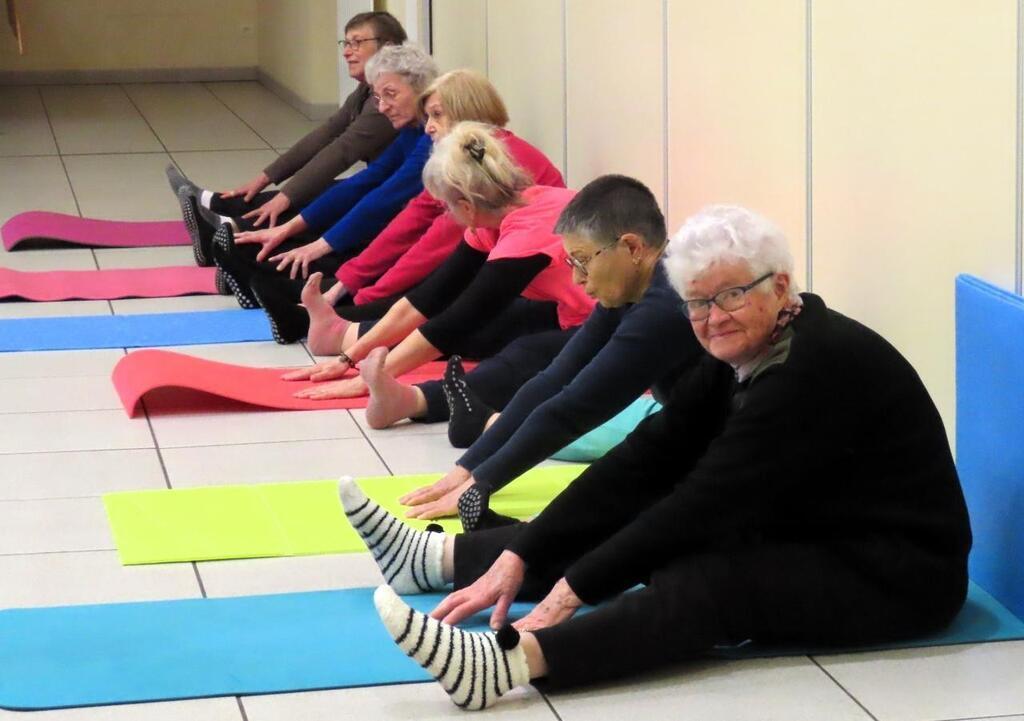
[454,524,966,690]
[414,327,578,423]
[357,298,561,362]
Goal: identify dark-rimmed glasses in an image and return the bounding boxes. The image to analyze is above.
[339,37,380,50]
[563,236,622,277]
[682,272,774,321]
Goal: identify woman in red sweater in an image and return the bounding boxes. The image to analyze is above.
[251,70,564,344]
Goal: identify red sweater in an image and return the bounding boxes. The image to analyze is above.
[335,129,564,304]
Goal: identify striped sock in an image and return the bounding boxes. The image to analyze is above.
[374,585,530,710]
[338,476,446,594]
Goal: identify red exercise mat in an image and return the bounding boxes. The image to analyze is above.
[112,349,467,417]
[0,266,217,301]
[2,212,189,250]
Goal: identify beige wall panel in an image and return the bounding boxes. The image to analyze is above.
[812,0,1017,439]
[666,0,806,286]
[566,0,663,201]
[258,0,340,109]
[487,0,566,174]
[431,0,488,74]
[0,0,257,71]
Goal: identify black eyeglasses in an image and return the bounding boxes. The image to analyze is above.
[682,272,774,321]
[339,37,380,50]
[563,236,622,277]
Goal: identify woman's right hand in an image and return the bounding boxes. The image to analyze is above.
[399,465,472,507]
[234,226,290,262]
[431,550,526,629]
[220,172,270,202]
[281,358,351,382]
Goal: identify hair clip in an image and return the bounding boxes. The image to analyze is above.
[463,140,485,163]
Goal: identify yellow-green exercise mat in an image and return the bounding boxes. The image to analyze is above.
[103,465,585,565]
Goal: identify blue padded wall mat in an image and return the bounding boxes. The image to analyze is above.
[955,274,1024,620]
[0,309,272,352]
[2,582,1022,710]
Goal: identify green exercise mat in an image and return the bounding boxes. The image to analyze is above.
[103,465,584,565]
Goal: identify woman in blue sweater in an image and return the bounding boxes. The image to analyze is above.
[211,44,438,309]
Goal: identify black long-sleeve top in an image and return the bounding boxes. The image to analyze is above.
[507,294,972,605]
[406,240,549,353]
[458,263,701,491]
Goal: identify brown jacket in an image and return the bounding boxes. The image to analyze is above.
[263,83,397,207]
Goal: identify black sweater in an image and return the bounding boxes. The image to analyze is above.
[459,263,701,491]
[508,294,972,605]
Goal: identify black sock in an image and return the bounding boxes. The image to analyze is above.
[178,187,215,267]
[443,356,495,449]
[249,273,311,344]
[211,224,259,309]
[457,483,520,533]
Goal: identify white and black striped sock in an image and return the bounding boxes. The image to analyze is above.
[338,476,446,594]
[374,585,530,710]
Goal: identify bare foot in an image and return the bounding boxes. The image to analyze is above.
[303,272,350,355]
[361,347,424,429]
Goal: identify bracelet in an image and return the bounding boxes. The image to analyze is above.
[337,351,353,367]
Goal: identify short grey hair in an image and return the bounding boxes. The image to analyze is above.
[663,205,800,301]
[364,43,438,94]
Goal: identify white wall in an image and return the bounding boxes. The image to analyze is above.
[431,0,1024,442]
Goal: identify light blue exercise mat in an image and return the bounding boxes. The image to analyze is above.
[1,582,1021,710]
[0,309,272,352]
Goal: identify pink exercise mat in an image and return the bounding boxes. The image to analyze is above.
[2,211,189,250]
[0,266,217,301]
[112,349,472,418]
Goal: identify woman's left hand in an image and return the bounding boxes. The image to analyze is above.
[292,376,368,400]
[512,578,583,632]
[404,478,475,520]
[269,238,332,279]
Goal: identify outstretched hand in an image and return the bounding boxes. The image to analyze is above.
[234,226,290,262]
[431,550,526,629]
[292,376,368,400]
[512,577,582,632]
[220,172,270,202]
[281,358,351,383]
[270,238,332,279]
[400,465,472,507]
[242,192,291,228]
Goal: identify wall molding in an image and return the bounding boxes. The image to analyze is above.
[0,66,258,85]
[258,70,337,121]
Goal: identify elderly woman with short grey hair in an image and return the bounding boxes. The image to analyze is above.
[331,204,972,710]
[212,44,439,307]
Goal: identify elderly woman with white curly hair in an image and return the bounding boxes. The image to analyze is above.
[335,204,972,710]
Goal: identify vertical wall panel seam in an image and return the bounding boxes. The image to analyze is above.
[662,0,669,222]
[1017,0,1023,293]
[805,0,814,291]
[562,0,569,177]
[484,0,490,77]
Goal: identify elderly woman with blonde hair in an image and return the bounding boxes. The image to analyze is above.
[283,121,593,399]
[334,204,971,710]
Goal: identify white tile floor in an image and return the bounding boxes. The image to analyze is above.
[0,81,1020,721]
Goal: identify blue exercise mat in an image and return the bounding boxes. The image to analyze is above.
[955,274,1024,620]
[0,309,272,352]
[552,396,662,462]
[1,582,1022,710]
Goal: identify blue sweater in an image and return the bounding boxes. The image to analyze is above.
[459,263,703,492]
[300,126,430,253]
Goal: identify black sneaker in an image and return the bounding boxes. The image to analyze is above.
[249,273,311,345]
[165,163,201,198]
[211,224,259,309]
[178,186,215,267]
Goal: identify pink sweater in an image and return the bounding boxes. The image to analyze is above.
[335,129,564,303]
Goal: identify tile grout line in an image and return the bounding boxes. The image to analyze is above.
[201,82,276,151]
[236,696,251,721]
[808,655,880,721]
[539,690,566,721]
[348,409,395,476]
[36,86,84,222]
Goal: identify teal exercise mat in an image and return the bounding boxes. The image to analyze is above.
[1,582,1020,710]
[0,588,535,711]
[712,582,1024,659]
[0,309,272,352]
